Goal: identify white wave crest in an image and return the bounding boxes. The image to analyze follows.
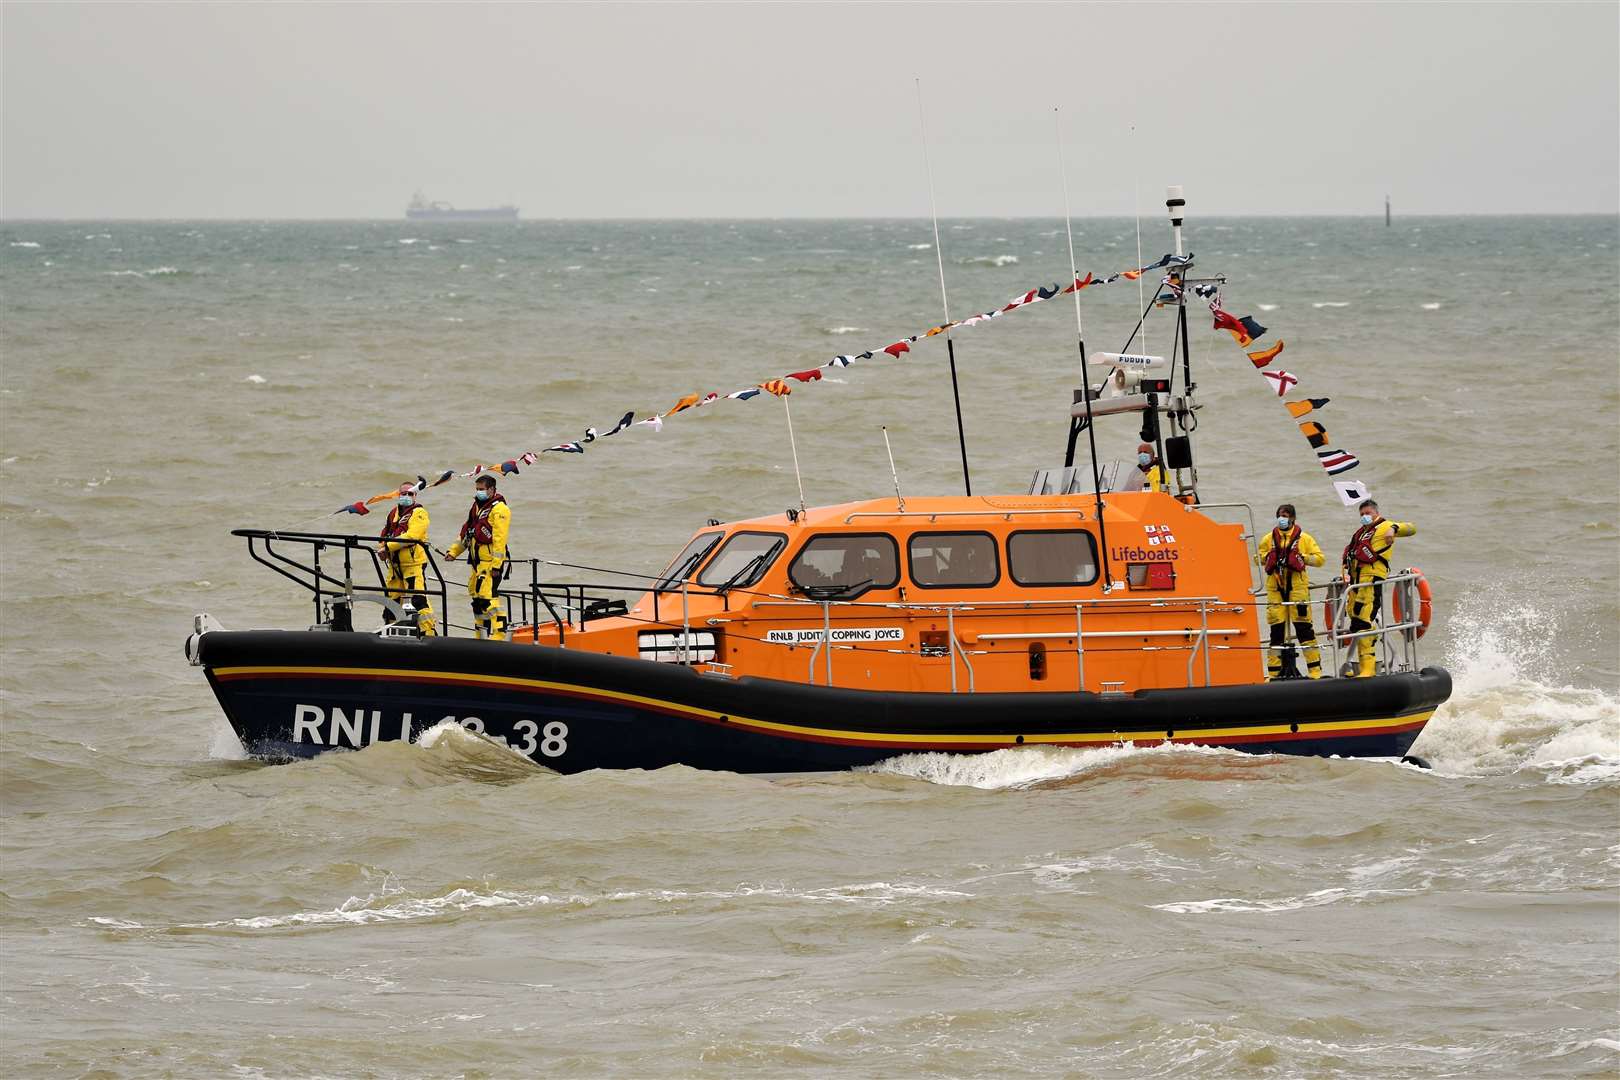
[906,243,932,250]
[1256,303,1279,311]
[244,374,266,384]
[1311,301,1351,308]
[208,718,246,760]
[146,266,182,276]
[822,326,866,335]
[126,876,976,935]
[1153,885,1414,915]
[864,741,1243,790]
[201,887,577,930]
[1410,585,1619,780]
[958,254,1019,267]
[10,240,41,248]
[1421,302,1442,310]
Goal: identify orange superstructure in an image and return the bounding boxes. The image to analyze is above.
[516,491,1263,695]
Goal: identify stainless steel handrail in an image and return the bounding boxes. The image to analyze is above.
[843,508,1090,524]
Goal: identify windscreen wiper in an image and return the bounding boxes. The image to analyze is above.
[713,552,769,595]
[656,547,711,592]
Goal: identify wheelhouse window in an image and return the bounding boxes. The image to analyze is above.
[908,531,1000,588]
[788,533,899,599]
[696,531,786,590]
[655,531,722,591]
[1007,530,1099,587]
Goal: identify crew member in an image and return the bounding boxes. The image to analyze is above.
[445,474,511,640]
[1136,442,1169,494]
[1255,503,1324,679]
[378,482,435,635]
[1342,498,1417,678]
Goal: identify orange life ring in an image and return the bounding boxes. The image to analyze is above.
[1391,567,1433,639]
[1322,577,1347,641]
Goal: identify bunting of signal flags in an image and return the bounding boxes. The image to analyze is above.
[1208,297,1367,502]
[332,252,1196,515]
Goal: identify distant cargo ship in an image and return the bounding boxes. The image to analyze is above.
[405,191,519,221]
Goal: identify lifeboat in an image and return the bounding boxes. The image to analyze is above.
[188,190,1450,773]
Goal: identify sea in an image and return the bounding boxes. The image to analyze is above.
[1,216,1617,1078]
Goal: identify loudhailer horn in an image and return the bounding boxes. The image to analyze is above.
[916,78,972,497]
[1055,106,1114,591]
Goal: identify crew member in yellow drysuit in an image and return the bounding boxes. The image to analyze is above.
[1137,442,1169,494]
[1342,498,1417,677]
[445,474,511,639]
[1256,503,1324,679]
[378,483,435,635]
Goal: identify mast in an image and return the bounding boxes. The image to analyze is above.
[1167,186,1193,392]
[1167,186,1200,503]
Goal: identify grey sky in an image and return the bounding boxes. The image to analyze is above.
[4,2,1616,219]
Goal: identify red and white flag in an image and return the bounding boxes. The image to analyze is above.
[1262,370,1298,397]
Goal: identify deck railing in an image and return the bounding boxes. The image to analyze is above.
[232,530,1425,690]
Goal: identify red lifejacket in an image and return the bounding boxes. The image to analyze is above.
[1344,518,1385,569]
[382,503,421,540]
[1265,525,1303,575]
[460,493,507,547]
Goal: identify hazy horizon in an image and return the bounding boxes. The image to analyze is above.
[6,212,1619,223]
[4,2,1617,220]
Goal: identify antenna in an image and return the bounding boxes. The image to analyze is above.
[915,79,973,498]
[782,394,807,517]
[1131,123,1148,356]
[882,426,905,512]
[1055,107,1116,592]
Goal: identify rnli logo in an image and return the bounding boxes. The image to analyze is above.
[1111,524,1181,563]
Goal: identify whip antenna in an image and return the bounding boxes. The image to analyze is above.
[782,394,807,516]
[882,425,905,512]
[1131,123,1148,356]
[916,78,973,497]
[1055,107,1115,591]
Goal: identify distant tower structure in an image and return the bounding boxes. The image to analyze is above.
[1385,194,1391,227]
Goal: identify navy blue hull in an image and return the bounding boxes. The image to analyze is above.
[197,631,1448,774]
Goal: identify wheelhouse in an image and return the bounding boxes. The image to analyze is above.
[519,490,1263,695]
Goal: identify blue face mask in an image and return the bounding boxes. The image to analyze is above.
[475,490,490,503]
[1138,453,1152,467]
[397,494,414,508]
[1360,513,1375,526]
[1277,516,1291,529]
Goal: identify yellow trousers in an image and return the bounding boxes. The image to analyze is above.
[1264,589,1321,679]
[467,560,507,640]
[1346,579,1383,673]
[384,563,436,635]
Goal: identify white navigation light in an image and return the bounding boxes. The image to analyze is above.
[1166,185,1186,256]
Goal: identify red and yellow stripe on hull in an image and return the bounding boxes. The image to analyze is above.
[210,664,1433,754]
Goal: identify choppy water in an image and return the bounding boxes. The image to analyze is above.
[2,217,1617,1077]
